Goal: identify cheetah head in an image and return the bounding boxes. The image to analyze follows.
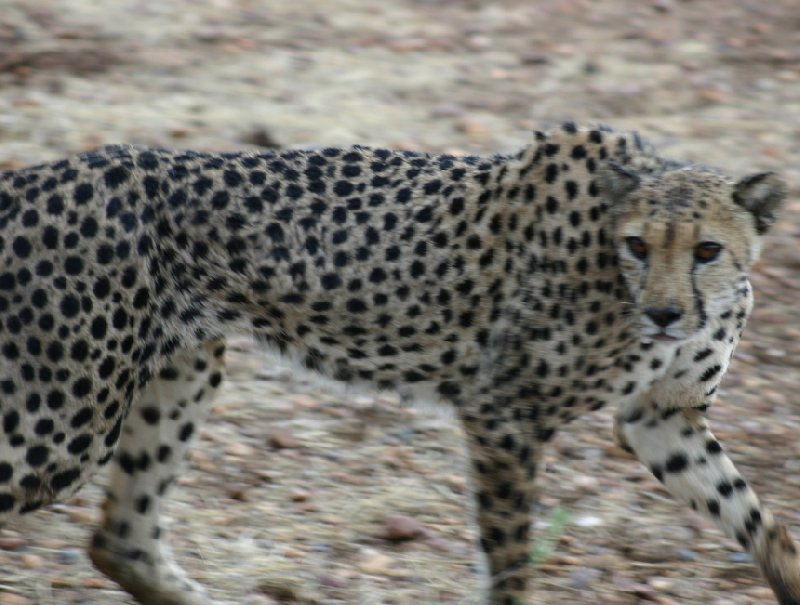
[600,163,786,343]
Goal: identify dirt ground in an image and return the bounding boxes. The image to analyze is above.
[0,1,799,604]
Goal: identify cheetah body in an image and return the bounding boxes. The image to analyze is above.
[0,124,796,604]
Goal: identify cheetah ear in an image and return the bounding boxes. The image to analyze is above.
[597,162,640,200]
[733,172,786,234]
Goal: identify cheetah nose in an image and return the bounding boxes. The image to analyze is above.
[644,306,682,328]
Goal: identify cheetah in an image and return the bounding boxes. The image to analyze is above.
[0,123,796,605]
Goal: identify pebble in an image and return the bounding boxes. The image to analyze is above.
[358,551,409,578]
[379,514,424,541]
[288,488,310,502]
[359,551,394,575]
[318,574,347,589]
[729,551,751,563]
[226,442,256,457]
[445,474,467,493]
[225,484,250,501]
[266,427,299,449]
[574,515,603,528]
[573,474,599,490]
[569,566,601,589]
[57,548,82,565]
[19,554,43,569]
[0,537,26,551]
[650,577,673,591]
[83,577,114,589]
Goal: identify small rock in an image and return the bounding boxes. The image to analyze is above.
[573,474,599,490]
[696,88,728,104]
[83,577,114,589]
[226,442,256,457]
[266,427,298,449]
[289,488,310,502]
[57,549,81,564]
[520,52,550,65]
[169,128,191,139]
[445,474,467,493]
[0,537,26,551]
[650,577,673,591]
[243,128,280,149]
[569,566,601,589]
[359,551,394,575]
[379,514,424,541]
[20,554,43,569]
[226,484,250,501]
[574,515,603,528]
[318,574,347,589]
[729,551,751,563]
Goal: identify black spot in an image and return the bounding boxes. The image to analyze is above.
[545,163,559,183]
[104,167,128,189]
[70,407,93,428]
[72,377,92,398]
[0,463,12,483]
[51,468,81,491]
[665,452,688,473]
[26,446,49,467]
[12,236,32,259]
[67,434,92,455]
[178,422,194,442]
[141,407,160,425]
[157,445,172,463]
[0,494,15,512]
[717,481,733,498]
[3,410,20,434]
[699,364,721,381]
[693,348,713,362]
[135,495,151,514]
[321,273,342,290]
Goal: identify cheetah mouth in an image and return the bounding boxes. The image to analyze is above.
[651,334,681,342]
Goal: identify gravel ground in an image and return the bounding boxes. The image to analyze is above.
[0,1,799,604]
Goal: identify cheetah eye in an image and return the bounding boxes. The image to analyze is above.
[625,236,648,261]
[694,241,722,263]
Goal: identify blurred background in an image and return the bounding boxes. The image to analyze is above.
[0,1,798,604]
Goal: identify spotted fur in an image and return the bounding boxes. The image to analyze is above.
[0,123,794,604]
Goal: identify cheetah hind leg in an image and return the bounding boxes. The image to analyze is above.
[616,402,800,605]
[89,339,227,605]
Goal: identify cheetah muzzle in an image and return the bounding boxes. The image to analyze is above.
[0,123,796,605]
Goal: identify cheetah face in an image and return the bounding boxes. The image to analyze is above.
[601,165,785,344]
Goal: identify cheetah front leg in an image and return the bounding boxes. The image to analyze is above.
[461,409,542,605]
[616,402,800,605]
[89,339,227,605]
